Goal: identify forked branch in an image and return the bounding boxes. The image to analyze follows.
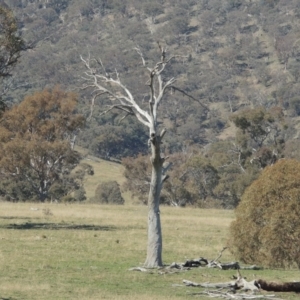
[80,45,184,136]
[80,54,151,128]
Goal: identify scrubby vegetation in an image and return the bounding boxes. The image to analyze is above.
[0,88,86,201]
[230,159,300,269]
[93,180,124,205]
[1,0,300,208]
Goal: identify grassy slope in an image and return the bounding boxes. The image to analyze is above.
[0,203,298,300]
[74,145,133,204]
[81,156,135,204]
[81,156,125,198]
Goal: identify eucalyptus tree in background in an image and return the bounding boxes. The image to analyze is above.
[81,44,191,268]
[0,3,26,111]
[0,88,85,201]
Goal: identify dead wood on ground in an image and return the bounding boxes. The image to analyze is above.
[182,270,300,299]
[256,279,300,293]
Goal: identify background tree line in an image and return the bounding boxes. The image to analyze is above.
[0,87,93,202]
[1,0,300,206]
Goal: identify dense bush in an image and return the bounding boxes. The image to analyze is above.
[230,159,300,268]
[0,179,33,202]
[94,181,124,205]
[61,194,76,203]
[73,187,86,202]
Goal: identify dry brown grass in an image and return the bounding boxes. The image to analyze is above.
[0,202,232,300]
[0,202,298,300]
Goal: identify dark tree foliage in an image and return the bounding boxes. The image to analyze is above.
[0,4,26,111]
[186,156,220,205]
[122,154,150,205]
[0,5,25,77]
[48,162,93,202]
[4,0,300,210]
[87,123,148,160]
[122,150,221,207]
[0,178,32,202]
[0,87,85,201]
[94,181,124,205]
[231,106,286,169]
[230,159,300,269]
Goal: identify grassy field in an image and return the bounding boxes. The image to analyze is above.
[0,203,299,300]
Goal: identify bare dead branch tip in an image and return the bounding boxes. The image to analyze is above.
[134,46,146,67]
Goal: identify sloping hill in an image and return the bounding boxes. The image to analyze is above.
[81,156,126,200]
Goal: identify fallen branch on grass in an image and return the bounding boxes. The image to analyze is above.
[129,247,262,274]
[183,278,266,299]
[183,279,239,289]
[191,290,283,300]
[128,267,150,272]
[182,270,300,299]
[179,258,261,270]
[183,275,259,292]
[179,247,262,270]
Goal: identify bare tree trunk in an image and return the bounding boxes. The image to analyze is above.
[80,44,192,269]
[145,136,163,267]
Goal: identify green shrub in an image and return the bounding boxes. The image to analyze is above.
[0,179,34,202]
[48,183,66,201]
[61,195,76,203]
[94,181,124,205]
[143,2,164,16]
[230,159,300,268]
[73,187,86,202]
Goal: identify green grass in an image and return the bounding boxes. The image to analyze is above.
[0,203,299,300]
[81,156,126,199]
[77,153,133,204]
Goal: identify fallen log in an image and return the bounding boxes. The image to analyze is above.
[220,262,240,269]
[257,279,300,293]
[192,290,283,300]
[182,259,262,270]
[180,247,263,270]
[183,279,236,289]
[240,265,262,270]
[128,267,149,272]
[183,277,300,293]
[182,257,209,267]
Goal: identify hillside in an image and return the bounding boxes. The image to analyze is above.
[3,0,300,206]
[81,155,126,201]
[6,0,300,147]
[5,0,300,138]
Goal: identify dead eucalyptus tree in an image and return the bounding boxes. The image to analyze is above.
[81,44,186,268]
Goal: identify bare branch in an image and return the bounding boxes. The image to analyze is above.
[230,143,246,173]
[157,41,167,62]
[101,104,134,116]
[88,91,106,120]
[171,86,209,111]
[134,46,146,66]
[162,161,172,174]
[162,174,169,183]
[155,77,176,109]
[80,55,152,127]
[80,47,183,145]
[213,246,228,262]
[160,128,167,140]
[94,57,109,76]
[118,112,131,124]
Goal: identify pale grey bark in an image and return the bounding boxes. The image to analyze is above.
[145,134,164,267]
[81,44,180,268]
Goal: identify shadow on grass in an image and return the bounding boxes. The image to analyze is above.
[0,222,116,231]
[0,216,34,220]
